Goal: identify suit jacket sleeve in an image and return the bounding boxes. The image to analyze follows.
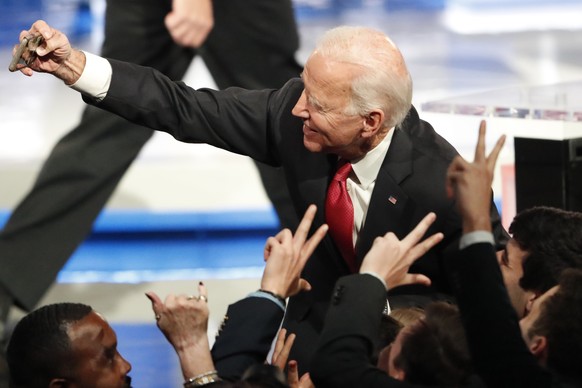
[311,274,428,388]
[82,59,299,166]
[210,296,284,381]
[449,243,553,387]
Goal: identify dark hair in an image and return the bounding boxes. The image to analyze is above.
[240,364,288,388]
[528,269,582,384]
[6,303,93,388]
[393,302,472,387]
[509,206,582,293]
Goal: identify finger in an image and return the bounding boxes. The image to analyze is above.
[299,372,314,388]
[287,360,300,385]
[401,212,437,249]
[406,232,444,264]
[300,224,328,264]
[294,204,317,248]
[297,278,312,292]
[272,329,287,366]
[197,281,207,299]
[277,333,296,368]
[486,134,506,172]
[473,120,487,162]
[264,236,279,261]
[145,291,164,320]
[402,273,432,287]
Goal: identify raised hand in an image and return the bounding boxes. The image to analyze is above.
[260,204,328,298]
[446,120,506,233]
[359,212,443,289]
[270,329,314,388]
[145,283,215,379]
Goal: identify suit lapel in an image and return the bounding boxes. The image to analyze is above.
[355,128,413,263]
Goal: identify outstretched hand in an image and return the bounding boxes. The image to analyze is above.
[260,204,328,298]
[12,20,74,77]
[359,212,443,289]
[446,120,506,233]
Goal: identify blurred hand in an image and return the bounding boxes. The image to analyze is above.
[287,361,315,388]
[359,212,443,289]
[260,204,328,298]
[270,329,314,388]
[166,0,214,48]
[446,120,506,233]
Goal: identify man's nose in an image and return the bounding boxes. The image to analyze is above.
[292,92,307,117]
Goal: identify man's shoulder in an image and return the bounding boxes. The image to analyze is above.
[400,106,459,163]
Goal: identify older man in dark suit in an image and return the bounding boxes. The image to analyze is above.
[11,22,507,372]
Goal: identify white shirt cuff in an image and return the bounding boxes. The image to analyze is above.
[459,231,495,250]
[246,291,285,311]
[69,51,112,101]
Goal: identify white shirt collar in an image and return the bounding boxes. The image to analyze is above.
[351,128,395,189]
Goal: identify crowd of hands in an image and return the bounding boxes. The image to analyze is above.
[143,122,503,387]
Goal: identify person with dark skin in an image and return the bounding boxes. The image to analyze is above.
[6,303,133,388]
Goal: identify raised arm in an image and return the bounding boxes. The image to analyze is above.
[311,213,443,388]
[211,205,327,380]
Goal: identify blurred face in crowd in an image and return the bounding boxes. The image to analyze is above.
[497,238,535,317]
[519,285,558,358]
[60,311,132,388]
[384,324,416,381]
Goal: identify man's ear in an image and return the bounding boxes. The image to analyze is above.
[49,378,68,387]
[529,335,549,363]
[524,291,542,316]
[393,368,406,381]
[361,110,384,137]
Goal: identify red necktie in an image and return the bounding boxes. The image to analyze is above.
[325,160,357,273]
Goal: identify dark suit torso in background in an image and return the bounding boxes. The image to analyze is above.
[90,65,508,372]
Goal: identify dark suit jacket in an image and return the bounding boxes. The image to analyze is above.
[211,296,284,381]
[449,243,571,388]
[310,274,486,388]
[86,60,508,369]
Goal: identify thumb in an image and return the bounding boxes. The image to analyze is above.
[404,273,431,287]
[145,291,163,313]
[299,279,312,292]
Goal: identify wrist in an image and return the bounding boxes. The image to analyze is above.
[462,213,491,234]
[56,49,86,85]
[258,289,287,307]
[184,370,221,387]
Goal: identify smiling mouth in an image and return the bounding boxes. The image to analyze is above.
[303,123,317,135]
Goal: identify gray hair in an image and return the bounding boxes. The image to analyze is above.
[314,26,413,128]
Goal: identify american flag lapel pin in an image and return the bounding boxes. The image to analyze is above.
[388,195,398,205]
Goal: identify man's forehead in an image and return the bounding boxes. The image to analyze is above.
[67,311,108,342]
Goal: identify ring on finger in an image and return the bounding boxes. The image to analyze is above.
[186,295,199,301]
[199,295,208,303]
